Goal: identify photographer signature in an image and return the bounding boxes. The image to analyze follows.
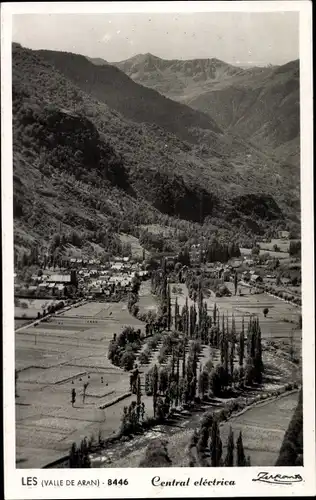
[252,472,303,485]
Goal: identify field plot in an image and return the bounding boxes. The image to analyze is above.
[259,238,290,253]
[15,298,57,319]
[139,224,175,237]
[219,391,299,465]
[138,280,159,314]
[118,233,144,258]
[171,282,301,346]
[240,247,289,259]
[15,300,145,468]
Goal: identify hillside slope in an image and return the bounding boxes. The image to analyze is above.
[36,49,222,145]
[113,53,300,163]
[113,53,246,99]
[187,60,300,161]
[12,44,299,257]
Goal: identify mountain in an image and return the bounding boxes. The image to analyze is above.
[186,60,300,163]
[113,53,247,100]
[113,54,300,163]
[12,44,299,258]
[36,49,222,146]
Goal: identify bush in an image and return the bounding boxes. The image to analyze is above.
[139,438,172,467]
[158,351,168,365]
[139,351,150,365]
[120,351,136,371]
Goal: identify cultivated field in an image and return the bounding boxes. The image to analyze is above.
[258,238,290,253]
[15,301,145,468]
[97,391,299,468]
[240,247,289,259]
[219,391,299,465]
[117,233,145,259]
[139,224,176,237]
[171,281,301,347]
[15,298,57,320]
[15,280,301,468]
[138,280,159,314]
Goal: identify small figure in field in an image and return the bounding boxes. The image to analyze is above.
[82,382,89,404]
[263,307,269,318]
[71,388,76,407]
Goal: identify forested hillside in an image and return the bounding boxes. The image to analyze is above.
[12,43,300,259]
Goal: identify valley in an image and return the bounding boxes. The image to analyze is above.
[12,31,302,471]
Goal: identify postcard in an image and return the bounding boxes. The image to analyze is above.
[1,1,315,498]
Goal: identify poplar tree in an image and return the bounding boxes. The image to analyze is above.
[175,355,180,406]
[182,336,187,378]
[166,284,172,331]
[224,427,234,466]
[236,431,247,466]
[229,340,235,378]
[213,303,217,324]
[234,272,238,296]
[210,418,222,467]
[239,317,245,367]
[152,365,158,416]
[174,296,179,330]
[71,388,76,407]
[220,315,225,364]
[136,375,142,422]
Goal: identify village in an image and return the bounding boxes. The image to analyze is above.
[14,231,301,327]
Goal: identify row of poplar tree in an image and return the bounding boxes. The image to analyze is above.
[190,411,251,467]
[151,260,264,394]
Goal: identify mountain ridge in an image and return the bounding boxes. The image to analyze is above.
[12,43,299,258]
[112,52,300,162]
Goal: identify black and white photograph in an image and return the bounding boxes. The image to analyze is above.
[2,1,315,498]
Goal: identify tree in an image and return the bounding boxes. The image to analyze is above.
[152,365,159,416]
[166,284,172,331]
[234,273,238,296]
[159,367,169,395]
[79,437,92,468]
[229,341,235,378]
[198,369,209,399]
[69,438,91,468]
[210,418,222,467]
[224,427,234,467]
[263,307,269,318]
[136,375,142,405]
[82,382,89,404]
[289,240,301,257]
[69,442,79,467]
[275,390,303,466]
[71,388,76,407]
[251,246,260,256]
[120,351,136,371]
[236,431,247,466]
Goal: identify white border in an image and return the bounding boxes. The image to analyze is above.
[1,2,314,499]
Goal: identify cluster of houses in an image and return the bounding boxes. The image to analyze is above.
[15,256,150,300]
[15,270,77,298]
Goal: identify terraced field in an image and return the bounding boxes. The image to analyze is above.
[219,391,300,466]
[171,281,301,348]
[15,301,145,468]
[15,280,301,468]
[96,391,299,468]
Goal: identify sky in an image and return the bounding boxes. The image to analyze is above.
[12,12,299,66]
